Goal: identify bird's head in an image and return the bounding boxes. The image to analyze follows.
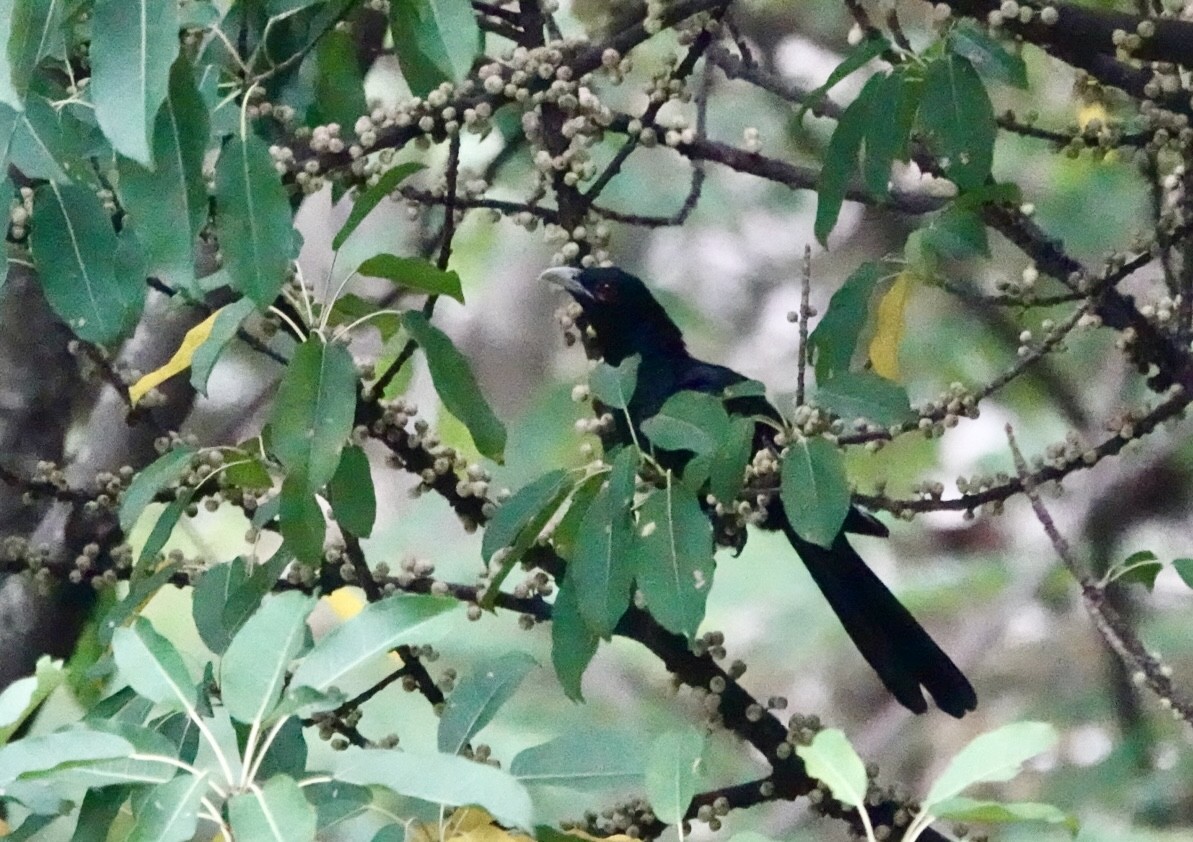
[539,266,685,363]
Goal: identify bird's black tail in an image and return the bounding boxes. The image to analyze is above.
[777,516,977,717]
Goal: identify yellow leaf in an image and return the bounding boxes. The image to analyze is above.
[325,587,365,620]
[128,307,222,405]
[1077,102,1107,130]
[867,272,911,380]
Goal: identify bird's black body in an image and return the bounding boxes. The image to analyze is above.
[542,265,976,717]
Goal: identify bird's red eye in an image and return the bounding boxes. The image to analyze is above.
[594,281,616,301]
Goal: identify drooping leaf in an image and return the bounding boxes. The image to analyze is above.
[129,306,225,404]
[214,133,296,307]
[644,729,704,825]
[919,54,996,191]
[923,722,1059,808]
[228,775,317,842]
[808,261,888,382]
[641,391,730,458]
[862,68,921,197]
[119,446,197,532]
[269,337,358,493]
[8,0,65,102]
[570,448,638,637]
[549,573,598,702]
[867,271,911,380]
[309,28,368,134]
[438,651,537,755]
[31,182,145,343]
[222,591,314,725]
[480,469,574,608]
[111,617,197,710]
[708,416,755,506]
[191,297,259,394]
[388,0,483,97]
[588,355,640,410]
[290,594,457,694]
[359,254,465,302]
[815,72,884,246]
[816,372,912,427]
[780,437,850,549]
[947,22,1028,89]
[510,728,645,792]
[794,729,868,810]
[342,749,533,829]
[327,445,376,537]
[90,0,179,166]
[117,58,210,297]
[279,474,325,564]
[333,162,425,250]
[635,483,714,639]
[133,489,194,575]
[799,34,889,120]
[403,311,506,462]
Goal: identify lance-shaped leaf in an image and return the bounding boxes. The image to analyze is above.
[388,0,483,97]
[947,22,1028,89]
[268,337,358,493]
[780,437,850,549]
[31,182,146,343]
[309,28,367,135]
[191,297,259,393]
[923,722,1059,808]
[510,728,645,792]
[126,773,209,842]
[192,551,293,655]
[0,730,133,788]
[480,469,574,608]
[118,58,209,297]
[815,72,884,246]
[635,483,714,639]
[358,254,464,303]
[290,594,457,694]
[438,651,537,755]
[111,617,197,710]
[403,311,506,462]
[570,448,638,636]
[8,0,65,102]
[862,68,920,197]
[930,797,1077,835]
[333,162,424,250]
[228,774,316,842]
[799,34,889,120]
[550,567,599,703]
[215,133,296,307]
[90,0,179,166]
[119,445,197,532]
[221,591,314,725]
[919,54,996,191]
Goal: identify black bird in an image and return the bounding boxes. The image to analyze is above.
[541,265,977,717]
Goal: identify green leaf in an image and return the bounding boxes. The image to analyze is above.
[403,311,506,462]
[815,72,884,246]
[0,656,62,746]
[279,474,325,564]
[359,254,465,303]
[8,0,65,102]
[570,448,638,636]
[31,181,146,343]
[922,207,990,259]
[222,591,314,725]
[641,391,731,457]
[947,22,1028,89]
[708,417,754,505]
[192,550,293,654]
[816,372,913,427]
[388,0,483,97]
[931,797,1077,835]
[480,469,574,608]
[327,445,376,537]
[0,2,20,108]
[269,337,358,493]
[511,728,645,791]
[290,594,457,694]
[120,446,197,532]
[251,715,308,780]
[90,0,179,166]
[214,133,296,307]
[309,28,368,135]
[644,729,704,825]
[0,730,132,787]
[304,780,373,832]
[228,775,317,842]
[635,483,714,639]
[71,787,131,842]
[588,355,640,410]
[794,729,868,810]
[6,96,75,182]
[334,162,425,250]
[924,721,1059,807]
[1109,550,1162,591]
[550,573,598,702]
[438,651,537,755]
[862,68,921,197]
[117,58,210,297]
[112,617,197,710]
[133,487,195,575]
[1172,558,1193,589]
[327,293,402,340]
[780,437,850,548]
[340,749,533,829]
[919,54,996,191]
[100,560,183,646]
[191,297,258,393]
[808,261,887,382]
[799,35,889,120]
[126,773,207,842]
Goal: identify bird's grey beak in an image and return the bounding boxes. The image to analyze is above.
[538,267,590,298]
